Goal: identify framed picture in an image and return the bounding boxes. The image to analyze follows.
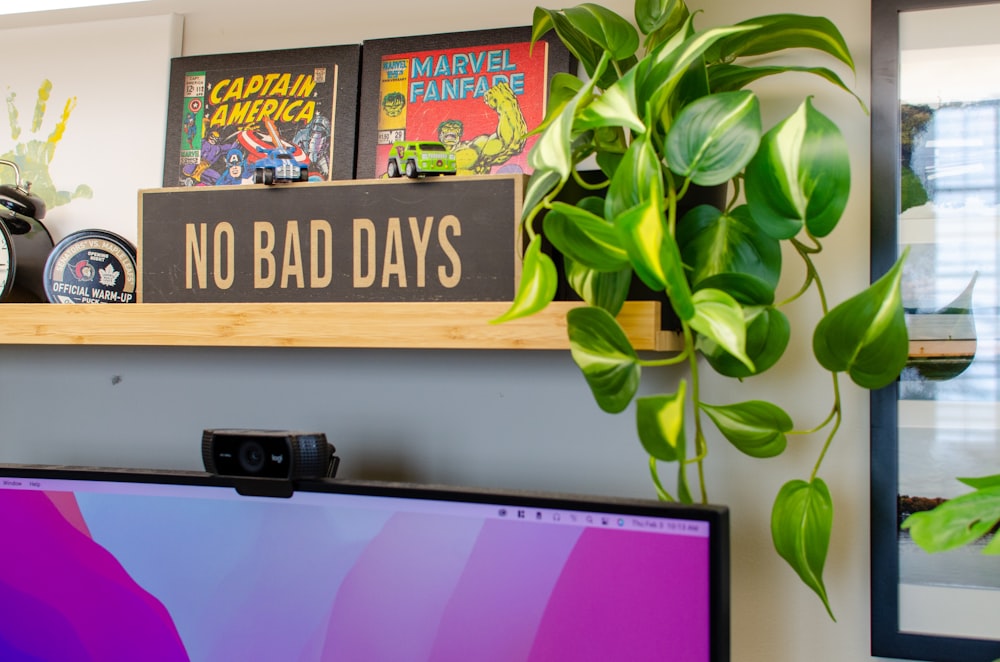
[162,45,360,188]
[355,27,574,180]
[871,0,1000,658]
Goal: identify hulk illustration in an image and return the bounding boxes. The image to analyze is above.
[437,82,527,175]
[382,92,406,118]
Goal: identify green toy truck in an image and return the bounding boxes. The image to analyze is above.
[387,141,457,178]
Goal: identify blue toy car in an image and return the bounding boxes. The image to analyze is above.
[253,147,309,185]
[250,118,310,185]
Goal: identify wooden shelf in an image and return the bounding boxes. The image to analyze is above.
[0,301,683,351]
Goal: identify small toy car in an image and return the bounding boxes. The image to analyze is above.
[253,147,309,185]
[387,141,457,178]
[249,118,310,185]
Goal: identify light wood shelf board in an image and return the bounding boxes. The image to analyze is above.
[0,301,684,351]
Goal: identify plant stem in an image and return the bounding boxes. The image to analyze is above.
[571,168,607,191]
[726,176,742,213]
[787,234,841,481]
[682,322,709,503]
[777,236,826,307]
[665,170,679,235]
[788,403,837,435]
[639,350,690,368]
[649,457,676,502]
[811,372,842,480]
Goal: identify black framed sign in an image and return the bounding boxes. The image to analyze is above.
[871,0,1000,659]
[355,26,574,180]
[162,45,360,187]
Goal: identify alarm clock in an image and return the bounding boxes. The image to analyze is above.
[0,159,52,302]
[0,219,14,301]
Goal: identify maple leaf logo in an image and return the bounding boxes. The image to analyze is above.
[98,263,120,287]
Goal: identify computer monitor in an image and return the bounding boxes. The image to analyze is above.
[0,464,729,661]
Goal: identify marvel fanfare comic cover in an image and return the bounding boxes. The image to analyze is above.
[374,40,548,178]
[178,64,337,186]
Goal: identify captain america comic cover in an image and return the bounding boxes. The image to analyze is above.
[372,39,550,178]
[175,62,338,186]
[162,46,359,187]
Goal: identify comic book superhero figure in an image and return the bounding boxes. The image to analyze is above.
[182,129,237,185]
[183,112,198,151]
[438,82,528,175]
[382,92,406,118]
[215,148,247,186]
[293,114,331,179]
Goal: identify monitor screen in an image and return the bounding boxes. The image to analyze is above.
[0,464,729,661]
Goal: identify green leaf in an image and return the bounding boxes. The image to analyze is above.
[706,14,855,73]
[902,486,1000,554]
[577,65,645,135]
[616,196,695,321]
[693,273,775,308]
[564,257,632,316]
[688,288,753,372]
[563,3,640,61]
[528,47,610,181]
[959,474,1000,490]
[596,149,624,178]
[636,381,688,462]
[594,125,628,158]
[813,250,909,389]
[772,478,836,620]
[614,196,664,289]
[672,54,712,111]
[544,199,631,272]
[701,400,792,458]
[708,63,866,111]
[534,7,604,79]
[567,306,641,413]
[677,204,781,300]
[528,89,581,179]
[606,131,662,220]
[636,0,690,48]
[642,23,756,110]
[666,91,762,186]
[534,73,586,136]
[700,305,790,378]
[522,169,562,222]
[745,98,851,240]
[490,235,558,324]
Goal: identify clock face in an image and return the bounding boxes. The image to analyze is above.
[0,221,14,301]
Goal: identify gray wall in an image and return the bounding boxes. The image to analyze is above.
[2,0,915,660]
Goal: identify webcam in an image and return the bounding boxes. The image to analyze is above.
[202,429,339,481]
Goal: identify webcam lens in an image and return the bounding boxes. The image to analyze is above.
[238,441,267,474]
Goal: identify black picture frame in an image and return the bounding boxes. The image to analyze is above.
[871,0,1000,659]
[162,45,360,187]
[355,26,574,180]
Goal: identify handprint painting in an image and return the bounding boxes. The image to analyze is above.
[2,79,93,211]
[0,15,180,243]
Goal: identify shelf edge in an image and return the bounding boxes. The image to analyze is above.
[0,301,682,351]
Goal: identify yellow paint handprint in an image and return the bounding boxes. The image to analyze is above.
[3,79,92,209]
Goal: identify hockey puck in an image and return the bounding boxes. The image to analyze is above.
[43,230,137,304]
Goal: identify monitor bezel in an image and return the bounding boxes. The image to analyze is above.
[0,463,730,662]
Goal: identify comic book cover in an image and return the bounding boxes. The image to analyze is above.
[174,63,337,187]
[372,40,549,178]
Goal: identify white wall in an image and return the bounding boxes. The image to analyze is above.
[1,1,912,660]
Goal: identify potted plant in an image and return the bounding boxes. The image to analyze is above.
[493,0,910,618]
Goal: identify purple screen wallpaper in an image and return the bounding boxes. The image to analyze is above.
[0,481,712,661]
